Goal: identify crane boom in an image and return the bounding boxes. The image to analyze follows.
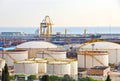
[40,16,53,39]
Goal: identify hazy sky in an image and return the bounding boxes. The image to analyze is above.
[0,0,120,27]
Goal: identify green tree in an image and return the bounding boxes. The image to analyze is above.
[50,75,62,81]
[87,77,94,81]
[62,74,75,81]
[2,63,10,81]
[105,75,111,81]
[9,75,15,80]
[42,75,50,81]
[28,75,37,81]
[79,77,98,81]
[2,69,5,81]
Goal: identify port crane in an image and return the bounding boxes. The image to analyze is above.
[40,16,53,39]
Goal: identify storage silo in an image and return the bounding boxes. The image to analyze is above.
[16,41,58,58]
[37,50,66,59]
[14,61,38,74]
[70,60,78,80]
[0,50,28,66]
[79,41,120,65]
[28,58,47,74]
[0,58,5,71]
[47,61,71,76]
[61,59,78,80]
[77,50,109,68]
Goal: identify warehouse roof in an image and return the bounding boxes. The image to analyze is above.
[16,41,57,49]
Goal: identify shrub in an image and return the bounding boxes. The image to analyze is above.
[28,75,37,80]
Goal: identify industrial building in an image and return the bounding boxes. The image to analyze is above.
[87,66,110,76]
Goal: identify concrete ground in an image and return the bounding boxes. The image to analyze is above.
[109,72,120,81]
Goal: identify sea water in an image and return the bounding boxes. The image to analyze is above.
[0,26,120,34]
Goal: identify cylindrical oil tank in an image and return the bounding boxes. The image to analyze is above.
[79,42,120,65]
[16,41,58,58]
[78,51,108,68]
[28,58,47,74]
[0,50,28,66]
[37,50,66,59]
[47,61,71,76]
[107,49,120,64]
[61,59,78,80]
[0,58,5,71]
[70,60,78,80]
[14,61,38,74]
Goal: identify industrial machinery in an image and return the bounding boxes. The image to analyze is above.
[40,16,53,38]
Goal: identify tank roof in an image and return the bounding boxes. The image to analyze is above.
[80,41,120,49]
[16,41,57,49]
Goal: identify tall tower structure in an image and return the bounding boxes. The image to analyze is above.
[40,16,52,38]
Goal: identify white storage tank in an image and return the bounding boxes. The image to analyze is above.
[47,61,71,76]
[14,61,38,74]
[0,58,5,71]
[28,58,47,74]
[37,50,66,59]
[78,50,109,68]
[16,41,58,58]
[79,41,120,65]
[0,50,28,66]
[61,59,78,80]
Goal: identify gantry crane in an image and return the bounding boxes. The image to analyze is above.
[40,16,53,38]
